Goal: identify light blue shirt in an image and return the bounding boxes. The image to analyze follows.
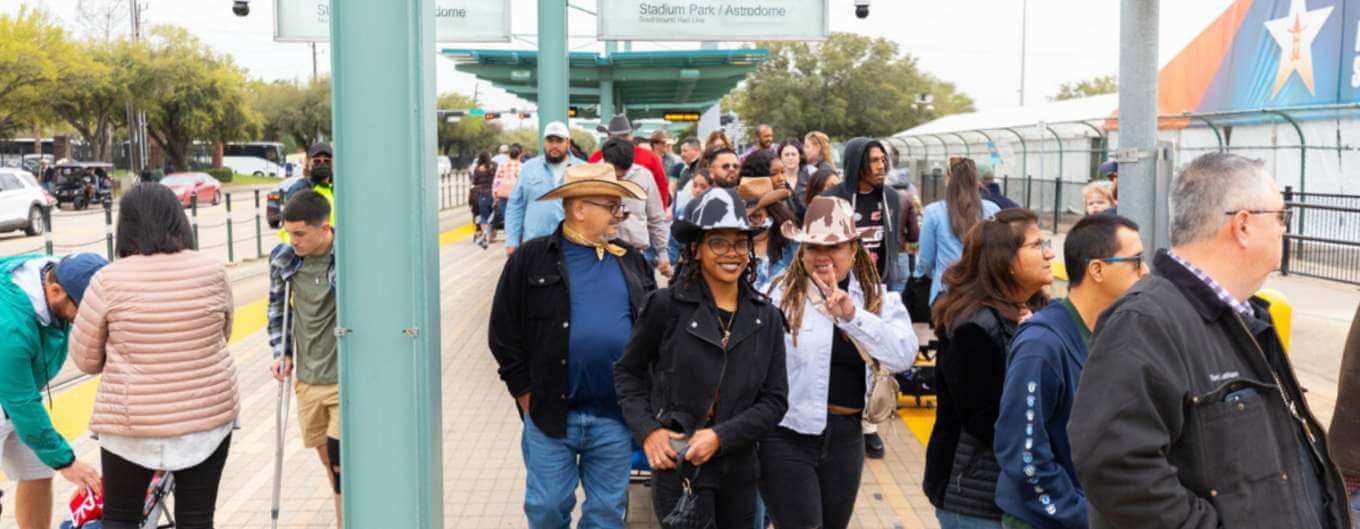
[915,199,1001,304]
[504,155,583,248]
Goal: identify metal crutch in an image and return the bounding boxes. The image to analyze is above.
[271,282,293,529]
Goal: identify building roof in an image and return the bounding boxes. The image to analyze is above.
[441,48,768,120]
[891,94,1118,141]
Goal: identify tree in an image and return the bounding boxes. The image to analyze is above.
[1053,75,1118,101]
[436,92,501,162]
[0,6,76,137]
[75,0,127,44]
[724,33,974,143]
[496,126,540,158]
[49,40,127,162]
[126,26,259,171]
[250,77,330,152]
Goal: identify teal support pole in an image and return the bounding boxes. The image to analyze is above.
[330,0,443,526]
[601,76,615,121]
[538,0,569,133]
[1045,125,1064,232]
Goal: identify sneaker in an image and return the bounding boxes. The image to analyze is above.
[865,432,885,459]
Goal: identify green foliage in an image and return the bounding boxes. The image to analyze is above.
[1054,75,1118,101]
[496,127,541,158]
[569,128,596,155]
[725,33,974,143]
[206,167,233,183]
[0,6,77,136]
[250,77,330,153]
[127,26,260,172]
[437,92,502,162]
[49,39,127,161]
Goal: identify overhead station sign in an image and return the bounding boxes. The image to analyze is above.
[598,0,828,41]
[274,0,510,43]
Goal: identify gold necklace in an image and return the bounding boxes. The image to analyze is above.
[717,308,736,347]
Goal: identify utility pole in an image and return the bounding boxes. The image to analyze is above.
[1018,0,1027,106]
[125,0,149,173]
[311,42,319,83]
[1119,0,1164,252]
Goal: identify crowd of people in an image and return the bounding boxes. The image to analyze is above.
[0,111,1353,529]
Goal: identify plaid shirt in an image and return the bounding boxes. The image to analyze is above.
[1167,251,1254,317]
[267,241,336,359]
[493,158,523,197]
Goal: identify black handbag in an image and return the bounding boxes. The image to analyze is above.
[904,274,934,326]
[661,448,712,529]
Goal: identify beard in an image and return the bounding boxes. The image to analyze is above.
[545,151,567,164]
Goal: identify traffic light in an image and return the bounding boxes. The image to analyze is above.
[518,112,532,120]
[568,107,579,118]
[484,113,501,120]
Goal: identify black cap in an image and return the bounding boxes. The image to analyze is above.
[308,143,333,158]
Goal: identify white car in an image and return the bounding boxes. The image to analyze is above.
[0,168,54,236]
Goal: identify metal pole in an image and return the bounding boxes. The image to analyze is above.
[1282,185,1293,276]
[42,206,53,256]
[1046,125,1064,232]
[330,0,443,525]
[104,199,114,260]
[537,0,569,134]
[255,189,263,258]
[1019,0,1028,106]
[226,193,235,263]
[1119,0,1162,251]
[1001,127,1029,208]
[191,194,199,250]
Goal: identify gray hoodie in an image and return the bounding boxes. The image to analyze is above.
[618,164,670,257]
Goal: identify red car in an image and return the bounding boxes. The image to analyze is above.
[161,172,223,207]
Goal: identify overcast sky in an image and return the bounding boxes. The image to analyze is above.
[12,0,1236,123]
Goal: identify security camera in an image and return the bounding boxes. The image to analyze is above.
[232,0,250,16]
[854,0,869,19]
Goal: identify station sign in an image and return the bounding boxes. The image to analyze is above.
[663,111,702,122]
[598,0,828,41]
[274,0,510,43]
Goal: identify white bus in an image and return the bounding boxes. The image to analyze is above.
[221,142,287,176]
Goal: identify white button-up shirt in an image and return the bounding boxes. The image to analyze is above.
[770,275,918,435]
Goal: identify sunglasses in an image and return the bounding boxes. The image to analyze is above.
[713,163,740,170]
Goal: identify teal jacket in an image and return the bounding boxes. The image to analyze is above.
[0,254,75,469]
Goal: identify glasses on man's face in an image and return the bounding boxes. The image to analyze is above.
[715,163,739,171]
[1097,254,1144,269]
[1023,238,1053,253]
[1224,208,1293,226]
[705,237,751,256]
[581,200,629,219]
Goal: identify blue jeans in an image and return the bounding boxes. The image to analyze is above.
[936,510,1003,529]
[521,410,632,529]
[476,193,495,225]
[642,247,657,268]
[890,253,910,293]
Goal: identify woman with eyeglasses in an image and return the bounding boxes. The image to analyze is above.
[922,208,1053,529]
[916,157,1002,310]
[615,187,789,528]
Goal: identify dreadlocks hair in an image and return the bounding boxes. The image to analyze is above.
[775,239,882,347]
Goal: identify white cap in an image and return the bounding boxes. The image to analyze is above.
[498,145,509,153]
[543,121,571,140]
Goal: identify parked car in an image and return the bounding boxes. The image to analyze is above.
[266,176,303,229]
[161,172,223,208]
[53,161,114,210]
[0,168,55,236]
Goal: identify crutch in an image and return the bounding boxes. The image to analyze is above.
[271,282,293,529]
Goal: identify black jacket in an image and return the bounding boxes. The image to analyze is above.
[613,276,789,456]
[1069,251,1350,529]
[488,224,658,438]
[923,306,1014,519]
[982,182,1020,210]
[821,138,902,286]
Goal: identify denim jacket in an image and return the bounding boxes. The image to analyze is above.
[769,274,916,435]
[504,155,584,248]
[915,199,1000,304]
[267,241,336,359]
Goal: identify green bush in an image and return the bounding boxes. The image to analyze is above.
[207,168,234,183]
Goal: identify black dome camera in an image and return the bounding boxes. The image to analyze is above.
[233,0,250,17]
[854,0,869,19]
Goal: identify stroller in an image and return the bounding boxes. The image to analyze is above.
[58,469,176,529]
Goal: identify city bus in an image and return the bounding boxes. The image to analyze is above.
[220,142,287,176]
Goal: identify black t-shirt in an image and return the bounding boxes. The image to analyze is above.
[828,277,867,409]
[854,190,887,277]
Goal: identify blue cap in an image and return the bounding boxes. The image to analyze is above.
[1099,160,1118,177]
[55,253,109,306]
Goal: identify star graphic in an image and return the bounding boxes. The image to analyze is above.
[1264,0,1333,98]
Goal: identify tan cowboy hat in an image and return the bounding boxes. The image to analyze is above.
[537,163,645,201]
[781,196,859,245]
[738,177,791,211]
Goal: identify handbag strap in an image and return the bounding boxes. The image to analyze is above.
[673,447,703,495]
[807,280,886,374]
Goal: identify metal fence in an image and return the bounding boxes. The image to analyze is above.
[9,170,471,262]
[913,171,1088,235]
[1282,186,1360,285]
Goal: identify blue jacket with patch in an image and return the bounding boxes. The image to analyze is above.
[994,300,1088,529]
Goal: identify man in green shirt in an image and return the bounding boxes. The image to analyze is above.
[0,253,107,529]
[269,190,342,528]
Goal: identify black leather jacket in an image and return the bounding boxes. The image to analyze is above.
[613,277,789,455]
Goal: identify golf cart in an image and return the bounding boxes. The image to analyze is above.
[53,161,114,210]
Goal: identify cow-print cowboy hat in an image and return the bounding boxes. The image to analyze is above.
[671,187,761,245]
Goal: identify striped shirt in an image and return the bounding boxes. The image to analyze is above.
[1167,251,1254,317]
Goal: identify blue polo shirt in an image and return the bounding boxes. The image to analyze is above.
[563,239,633,420]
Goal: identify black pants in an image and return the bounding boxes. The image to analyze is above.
[759,414,865,529]
[100,434,231,529]
[651,448,759,529]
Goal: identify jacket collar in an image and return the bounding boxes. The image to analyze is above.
[1153,249,1265,323]
[672,274,769,350]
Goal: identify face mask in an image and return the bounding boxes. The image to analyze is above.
[310,165,332,184]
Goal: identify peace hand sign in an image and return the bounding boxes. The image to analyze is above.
[811,271,856,322]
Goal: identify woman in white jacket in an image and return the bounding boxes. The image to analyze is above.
[761,196,917,529]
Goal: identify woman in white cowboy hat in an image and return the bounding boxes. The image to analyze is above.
[737,176,797,292]
[759,195,917,529]
[614,187,789,529]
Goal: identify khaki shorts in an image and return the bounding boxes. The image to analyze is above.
[0,414,54,481]
[294,381,340,449]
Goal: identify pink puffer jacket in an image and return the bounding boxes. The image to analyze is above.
[70,251,239,437]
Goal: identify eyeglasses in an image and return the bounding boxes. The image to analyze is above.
[1224,209,1293,226]
[714,163,739,170]
[581,200,630,219]
[1096,254,1144,268]
[1023,238,1053,252]
[705,237,751,256]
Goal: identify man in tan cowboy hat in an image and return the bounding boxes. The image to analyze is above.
[738,177,794,290]
[488,162,656,529]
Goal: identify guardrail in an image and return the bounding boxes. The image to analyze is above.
[1281,186,1360,285]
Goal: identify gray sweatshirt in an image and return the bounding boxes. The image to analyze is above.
[618,164,670,257]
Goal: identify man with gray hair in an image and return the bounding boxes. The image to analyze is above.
[1068,152,1350,529]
